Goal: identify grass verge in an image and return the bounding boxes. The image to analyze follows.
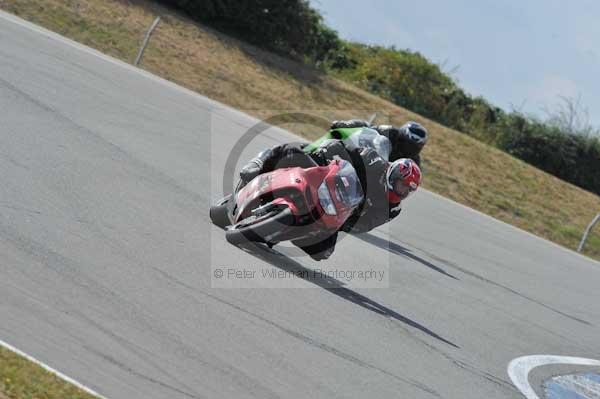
[0,345,96,399]
[0,0,599,265]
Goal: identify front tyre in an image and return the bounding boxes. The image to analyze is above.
[209,195,232,228]
[225,207,294,246]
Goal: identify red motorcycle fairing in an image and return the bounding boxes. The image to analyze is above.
[233,167,322,223]
[306,164,361,230]
[221,159,364,248]
[233,161,357,231]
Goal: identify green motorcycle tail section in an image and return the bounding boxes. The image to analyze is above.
[303,127,363,153]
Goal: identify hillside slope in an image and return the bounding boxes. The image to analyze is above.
[1,0,599,260]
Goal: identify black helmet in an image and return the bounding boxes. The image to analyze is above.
[392,121,427,159]
[385,121,428,161]
[399,122,428,147]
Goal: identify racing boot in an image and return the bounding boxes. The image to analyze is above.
[239,148,274,185]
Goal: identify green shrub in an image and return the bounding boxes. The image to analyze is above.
[498,115,600,194]
[159,0,349,64]
[331,43,455,120]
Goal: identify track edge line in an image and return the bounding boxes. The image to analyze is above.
[0,338,108,399]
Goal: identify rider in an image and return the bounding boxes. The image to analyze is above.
[329,119,428,165]
[238,138,422,260]
[324,141,422,234]
[240,119,428,181]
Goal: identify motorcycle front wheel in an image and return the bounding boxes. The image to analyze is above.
[209,195,232,228]
[225,207,294,246]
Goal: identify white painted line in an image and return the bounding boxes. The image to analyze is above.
[508,355,600,399]
[0,338,108,399]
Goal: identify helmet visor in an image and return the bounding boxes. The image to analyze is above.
[392,180,417,199]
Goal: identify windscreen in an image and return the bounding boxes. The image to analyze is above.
[333,162,364,208]
[345,128,391,161]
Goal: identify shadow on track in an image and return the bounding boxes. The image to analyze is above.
[361,233,592,327]
[237,242,459,349]
[355,233,459,280]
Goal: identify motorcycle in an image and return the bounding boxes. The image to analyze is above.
[303,126,391,161]
[210,159,364,250]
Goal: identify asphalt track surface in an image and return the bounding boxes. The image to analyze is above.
[1,11,600,399]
